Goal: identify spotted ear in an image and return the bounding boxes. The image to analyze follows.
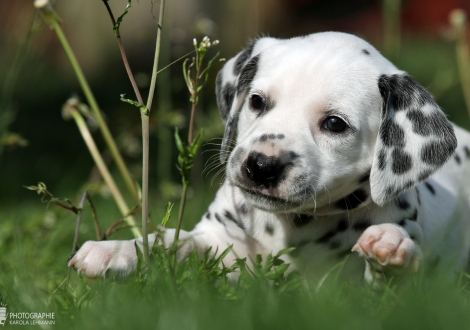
[370,74,457,206]
[215,37,278,163]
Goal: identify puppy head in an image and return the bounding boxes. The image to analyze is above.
[215,32,456,212]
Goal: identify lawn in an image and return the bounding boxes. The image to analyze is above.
[1,195,470,329]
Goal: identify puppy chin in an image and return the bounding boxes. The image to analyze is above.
[235,185,301,212]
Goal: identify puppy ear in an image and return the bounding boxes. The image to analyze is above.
[215,37,278,163]
[370,74,457,206]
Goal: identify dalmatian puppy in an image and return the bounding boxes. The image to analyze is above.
[69,32,470,285]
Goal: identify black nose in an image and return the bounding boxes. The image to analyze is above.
[244,152,285,188]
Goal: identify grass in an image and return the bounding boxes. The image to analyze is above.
[1,195,470,329]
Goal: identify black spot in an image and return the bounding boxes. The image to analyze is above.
[293,214,313,227]
[233,41,256,76]
[417,169,433,182]
[424,182,436,195]
[378,149,386,171]
[398,219,406,227]
[205,211,211,220]
[410,235,416,240]
[385,185,397,198]
[406,110,450,138]
[378,74,433,114]
[421,139,457,166]
[416,188,421,205]
[316,230,336,244]
[215,72,235,123]
[410,209,418,221]
[237,55,260,95]
[455,153,462,165]
[464,146,470,159]
[403,180,415,190]
[380,119,405,147]
[336,219,348,232]
[259,133,282,142]
[237,202,251,215]
[224,210,245,230]
[396,197,410,210]
[352,220,371,231]
[221,84,236,120]
[336,189,368,210]
[224,210,235,221]
[359,171,370,183]
[392,148,413,174]
[265,223,274,235]
[214,213,224,224]
[362,49,370,55]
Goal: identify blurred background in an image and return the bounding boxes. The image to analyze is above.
[1,0,470,230]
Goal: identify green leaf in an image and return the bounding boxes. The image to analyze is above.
[161,202,174,227]
[275,247,297,258]
[264,263,290,280]
[120,94,148,115]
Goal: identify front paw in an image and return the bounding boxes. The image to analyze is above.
[352,223,421,273]
[68,240,137,278]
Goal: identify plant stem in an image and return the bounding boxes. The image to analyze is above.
[36,2,140,204]
[187,65,201,144]
[141,0,166,265]
[86,194,102,240]
[65,190,88,290]
[101,0,144,106]
[70,107,141,237]
[141,113,150,264]
[146,0,166,113]
[382,0,401,59]
[173,184,188,245]
[450,10,470,117]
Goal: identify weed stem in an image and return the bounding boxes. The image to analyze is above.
[67,103,141,237]
[35,1,140,206]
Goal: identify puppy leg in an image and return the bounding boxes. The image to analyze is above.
[68,229,194,278]
[352,223,422,285]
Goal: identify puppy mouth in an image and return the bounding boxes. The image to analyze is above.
[236,185,305,210]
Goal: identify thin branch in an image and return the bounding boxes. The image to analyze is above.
[141,0,166,266]
[101,0,144,105]
[102,205,142,240]
[65,190,88,290]
[146,0,166,113]
[63,99,141,237]
[187,64,201,144]
[86,194,102,240]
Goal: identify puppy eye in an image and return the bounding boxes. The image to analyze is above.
[322,116,348,133]
[250,94,266,111]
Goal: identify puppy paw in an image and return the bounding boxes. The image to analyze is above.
[68,240,138,278]
[352,223,421,273]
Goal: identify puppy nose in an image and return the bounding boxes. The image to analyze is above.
[244,152,285,188]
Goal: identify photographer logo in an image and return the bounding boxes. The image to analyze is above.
[0,304,6,326]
